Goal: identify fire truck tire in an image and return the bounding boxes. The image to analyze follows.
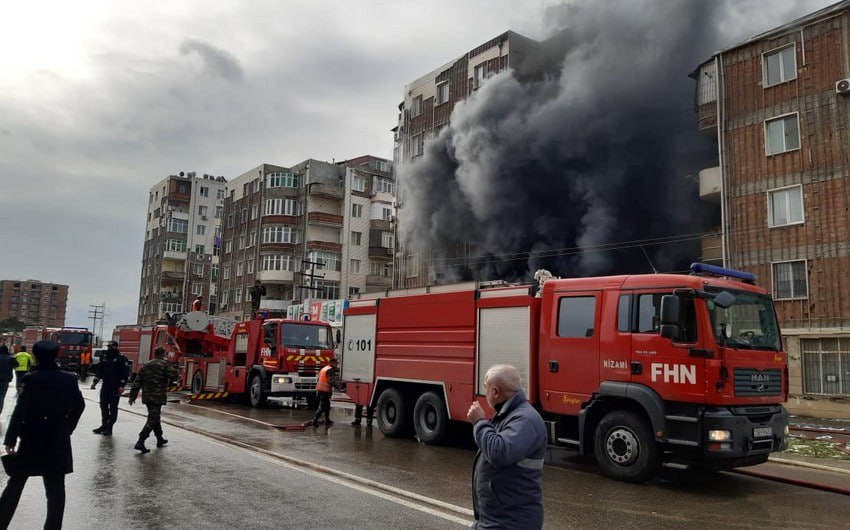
[376,388,410,437]
[593,410,659,483]
[413,392,448,445]
[249,373,267,408]
[191,371,204,395]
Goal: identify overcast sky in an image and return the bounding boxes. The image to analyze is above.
[0,0,834,337]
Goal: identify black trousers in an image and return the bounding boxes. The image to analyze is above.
[14,372,25,391]
[99,393,120,429]
[139,403,163,439]
[0,381,9,414]
[312,392,332,424]
[353,405,374,422]
[0,474,65,529]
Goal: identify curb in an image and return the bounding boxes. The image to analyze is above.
[768,456,850,476]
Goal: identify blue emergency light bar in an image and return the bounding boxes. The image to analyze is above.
[689,262,756,284]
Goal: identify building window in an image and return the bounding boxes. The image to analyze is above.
[768,185,804,227]
[411,95,422,117]
[199,186,209,197]
[237,262,244,277]
[435,82,449,105]
[261,254,294,272]
[167,218,188,233]
[474,63,487,89]
[382,232,393,248]
[192,264,204,276]
[253,179,261,193]
[406,255,420,278]
[350,259,361,274]
[262,226,297,244]
[235,288,242,304]
[314,280,340,300]
[772,260,807,300]
[376,160,391,173]
[191,283,202,296]
[352,175,366,192]
[247,258,255,274]
[217,189,225,200]
[251,204,259,220]
[227,214,234,228]
[349,286,361,297]
[223,264,231,280]
[215,205,223,219]
[241,208,248,223]
[225,240,232,254]
[198,205,208,217]
[265,198,298,216]
[381,206,392,221]
[194,244,205,256]
[370,262,391,277]
[248,232,257,247]
[307,251,341,272]
[765,114,800,155]
[351,203,363,218]
[267,172,298,188]
[372,177,393,194]
[764,45,796,87]
[165,239,187,253]
[351,231,362,246]
[221,289,229,306]
[197,224,206,235]
[410,134,424,157]
[239,236,245,250]
[801,338,850,396]
[211,264,218,278]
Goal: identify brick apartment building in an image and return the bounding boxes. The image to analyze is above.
[217,156,394,320]
[0,279,68,327]
[692,0,850,417]
[138,172,227,325]
[393,30,545,287]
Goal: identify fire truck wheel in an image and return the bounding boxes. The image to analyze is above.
[376,388,411,437]
[249,373,267,408]
[593,410,658,483]
[413,392,448,445]
[191,371,204,395]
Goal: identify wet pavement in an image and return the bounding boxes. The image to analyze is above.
[0,385,848,529]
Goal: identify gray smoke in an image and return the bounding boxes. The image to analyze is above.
[398,0,825,281]
[179,39,245,81]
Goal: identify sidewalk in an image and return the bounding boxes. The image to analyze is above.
[772,415,850,474]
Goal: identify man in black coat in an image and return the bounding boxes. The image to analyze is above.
[0,345,17,415]
[90,341,130,435]
[0,341,85,529]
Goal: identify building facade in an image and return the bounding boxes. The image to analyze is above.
[0,280,68,327]
[138,172,227,325]
[393,30,544,287]
[692,0,850,417]
[217,156,394,320]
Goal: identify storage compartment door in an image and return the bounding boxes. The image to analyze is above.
[477,306,531,396]
[341,313,376,383]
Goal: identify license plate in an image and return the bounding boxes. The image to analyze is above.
[753,427,772,438]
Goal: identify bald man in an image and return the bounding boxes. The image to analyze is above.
[467,364,547,529]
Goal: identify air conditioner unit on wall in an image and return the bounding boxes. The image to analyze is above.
[836,78,850,95]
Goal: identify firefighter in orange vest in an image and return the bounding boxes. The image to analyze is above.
[79,347,92,380]
[312,357,341,428]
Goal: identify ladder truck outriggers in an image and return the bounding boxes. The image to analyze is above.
[340,263,790,483]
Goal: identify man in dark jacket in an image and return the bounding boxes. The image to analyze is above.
[90,341,130,435]
[0,341,85,529]
[467,364,547,529]
[129,347,179,453]
[249,280,266,319]
[0,345,17,414]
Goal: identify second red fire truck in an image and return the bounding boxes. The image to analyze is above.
[341,263,789,482]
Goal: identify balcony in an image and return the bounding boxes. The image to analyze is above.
[366,275,392,288]
[161,271,185,281]
[258,298,291,311]
[699,166,721,201]
[163,250,188,260]
[700,231,723,265]
[258,270,295,283]
[307,212,343,227]
[306,240,342,253]
[369,246,393,260]
[307,183,344,199]
[370,219,391,231]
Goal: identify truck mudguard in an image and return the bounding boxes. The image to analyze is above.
[597,381,667,441]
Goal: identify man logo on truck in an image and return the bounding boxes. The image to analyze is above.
[650,363,696,385]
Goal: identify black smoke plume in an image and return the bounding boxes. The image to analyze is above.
[397,0,822,282]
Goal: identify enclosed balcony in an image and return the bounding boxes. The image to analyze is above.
[699,166,721,201]
[369,246,393,260]
[700,230,723,265]
[307,183,344,199]
[307,212,343,227]
[258,270,295,283]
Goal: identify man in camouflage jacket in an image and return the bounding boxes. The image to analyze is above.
[129,347,178,453]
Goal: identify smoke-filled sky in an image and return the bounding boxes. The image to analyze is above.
[0,0,835,334]
[398,0,840,282]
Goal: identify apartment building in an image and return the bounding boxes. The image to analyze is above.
[217,156,394,320]
[0,280,68,327]
[393,30,544,287]
[692,0,850,417]
[138,172,227,325]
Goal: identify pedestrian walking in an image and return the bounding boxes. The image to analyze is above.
[78,347,91,380]
[90,341,130,436]
[12,346,31,393]
[0,346,17,415]
[312,357,341,427]
[128,347,179,453]
[350,404,374,427]
[467,364,547,529]
[249,280,266,319]
[191,295,204,312]
[0,341,85,529]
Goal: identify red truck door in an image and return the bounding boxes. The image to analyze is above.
[341,299,377,406]
[539,290,601,415]
[627,291,706,403]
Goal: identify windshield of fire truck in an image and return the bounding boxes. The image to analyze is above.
[706,290,781,351]
[279,324,333,350]
[55,332,92,346]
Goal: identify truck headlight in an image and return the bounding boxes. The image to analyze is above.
[708,429,732,442]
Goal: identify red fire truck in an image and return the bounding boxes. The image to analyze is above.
[112,324,181,379]
[341,263,789,482]
[23,326,93,373]
[174,313,336,408]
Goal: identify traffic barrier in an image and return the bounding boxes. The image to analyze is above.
[188,391,229,401]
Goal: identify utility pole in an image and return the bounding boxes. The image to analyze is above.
[298,259,324,318]
[89,304,104,346]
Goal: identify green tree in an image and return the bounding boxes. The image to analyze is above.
[0,317,28,333]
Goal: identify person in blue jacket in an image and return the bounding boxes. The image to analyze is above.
[467,364,547,529]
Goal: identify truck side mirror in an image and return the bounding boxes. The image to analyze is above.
[659,295,679,340]
[713,291,736,309]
